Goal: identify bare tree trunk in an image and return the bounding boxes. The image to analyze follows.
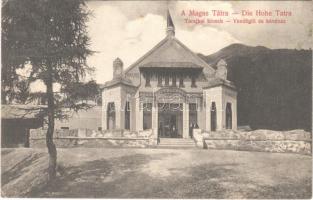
[46,63,57,181]
[2,91,7,104]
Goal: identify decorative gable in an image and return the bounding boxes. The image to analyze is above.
[125,37,215,72]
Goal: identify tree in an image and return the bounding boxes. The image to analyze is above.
[2,0,97,180]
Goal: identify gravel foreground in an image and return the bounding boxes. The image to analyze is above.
[1,148,312,198]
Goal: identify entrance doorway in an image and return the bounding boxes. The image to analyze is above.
[158,103,183,138]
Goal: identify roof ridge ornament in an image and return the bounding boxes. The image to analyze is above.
[166,9,175,37]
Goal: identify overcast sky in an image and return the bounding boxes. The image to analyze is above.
[29,1,313,92]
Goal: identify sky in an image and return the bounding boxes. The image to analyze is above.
[29,1,312,92]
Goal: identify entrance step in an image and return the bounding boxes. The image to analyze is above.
[158,138,196,149]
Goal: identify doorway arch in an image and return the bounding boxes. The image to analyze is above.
[107,102,115,130]
[125,101,130,130]
[211,102,217,131]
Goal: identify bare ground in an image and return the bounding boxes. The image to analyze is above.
[1,148,312,198]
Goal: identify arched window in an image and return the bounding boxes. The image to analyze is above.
[226,103,232,129]
[107,102,115,130]
[211,102,217,131]
[125,101,130,130]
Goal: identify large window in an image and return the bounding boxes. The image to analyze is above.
[143,103,152,130]
[107,102,115,130]
[211,102,217,131]
[125,101,130,130]
[226,102,232,129]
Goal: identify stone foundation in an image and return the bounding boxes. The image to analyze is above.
[198,129,311,155]
[30,129,157,148]
[204,139,311,154]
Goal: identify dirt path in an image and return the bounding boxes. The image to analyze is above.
[2,148,312,198]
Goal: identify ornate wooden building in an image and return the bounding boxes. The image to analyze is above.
[102,11,237,138]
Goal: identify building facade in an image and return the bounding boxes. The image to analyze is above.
[54,106,102,130]
[102,11,237,139]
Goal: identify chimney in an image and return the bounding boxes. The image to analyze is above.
[216,59,228,80]
[113,57,123,79]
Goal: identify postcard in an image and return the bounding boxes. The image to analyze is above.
[1,0,312,199]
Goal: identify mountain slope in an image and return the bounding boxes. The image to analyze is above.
[200,44,312,131]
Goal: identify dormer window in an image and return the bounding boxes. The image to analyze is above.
[165,76,169,86]
[179,77,184,88]
[145,74,151,87]
[158,75,162,87]
[172,76,176,87]
[191,76,196,88]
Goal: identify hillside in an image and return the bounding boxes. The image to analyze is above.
[200,44,312,131]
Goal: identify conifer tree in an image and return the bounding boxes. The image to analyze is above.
[2,0,97,180]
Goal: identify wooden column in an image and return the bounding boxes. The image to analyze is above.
[115,100,121,129]
[152,98,158,138]
[135,97,143,131]
[102,100,107,130]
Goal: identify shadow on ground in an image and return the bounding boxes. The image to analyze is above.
[28,152,311,199]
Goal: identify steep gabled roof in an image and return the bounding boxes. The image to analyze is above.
[140,62,203,69]
[102,76,136,89]
[203,78,236,90]
[124,36,215,73]
[2,105,46,119]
